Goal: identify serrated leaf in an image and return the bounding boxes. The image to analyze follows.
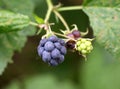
[0,32,27,75]
[2,0,36,35]
[0,10,30,33]
[0,0,35,75]
[83,7,120,59]
[2,0,34,16]
[83,0,120,7]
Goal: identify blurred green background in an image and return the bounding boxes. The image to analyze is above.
[0,0,120,89]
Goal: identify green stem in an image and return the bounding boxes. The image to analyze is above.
[53,10,70,31]
[44,0,53,23]
[44,0,71,32]
[53,31,75,41]
[29,22,38,26]
[58,6,83,12]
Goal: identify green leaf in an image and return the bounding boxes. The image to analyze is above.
[83,0,120,7]
[4,75,75,89]
[0,10,30,33]
[2,0,36,36]
[0,32,27,75]
[34,14,44,24]
[81,43,120,89]
[3,80,21,89]
[24,75,75,89]
[2,0,34,16]
[0,0,35,75]
[83,7,120,59]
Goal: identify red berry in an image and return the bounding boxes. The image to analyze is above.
[72,30,81,39]
[66,33,74,38]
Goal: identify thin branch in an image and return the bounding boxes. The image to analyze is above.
[53,10,70,31]
[58,6,83,12]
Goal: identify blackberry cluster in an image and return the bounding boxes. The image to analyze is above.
[76,38,93,54]
[37,36,67,66]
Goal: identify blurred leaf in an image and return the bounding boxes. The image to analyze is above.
[83,0,120,7]
[0,32,27,75]
[2,0,34,16]
[34,14,44,24]
[83,6,120,59]
[0,41,13,75]
[4,80,21,89]
[33,0,47,18]
[0,1,5,9]
[2,0,36,36]
[24,75,75,89]
[81,43,120,89]
[0,0,35,75]
[4,75,76,89]
[0,10,30,33]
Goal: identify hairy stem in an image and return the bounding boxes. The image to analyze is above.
[53,31,75,41]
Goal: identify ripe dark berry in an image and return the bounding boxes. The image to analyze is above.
[42,51,51,62]
[60,46,67,55]
[44,41,54,51]
[48,36,58,42]
[39,39,47,46]
[37,46,44,56]
[37,36,67,66]
[51,48,61,59]
[72,30,81,39]
[58,39,65,45]
[54,42,62,50]
[66,40,76,49]
[49,60,58,66]
[59,55,64,63]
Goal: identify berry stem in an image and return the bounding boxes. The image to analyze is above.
[44,0,53,23]
[30,22,38,26]
[44,0,71,32]
[53,31,75,41]
[53,10,70,32]
[58,6,83,12]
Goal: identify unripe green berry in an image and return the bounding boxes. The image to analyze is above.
[81,50,87,54]
[80,43,86,50]
[75,38,93,55]
[76,41,81,46]
[86,46,91,51]
[85,41,91,46]
[78,46,82,51]
[90,46,93,50]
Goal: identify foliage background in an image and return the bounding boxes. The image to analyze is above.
[0,0,120,89]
